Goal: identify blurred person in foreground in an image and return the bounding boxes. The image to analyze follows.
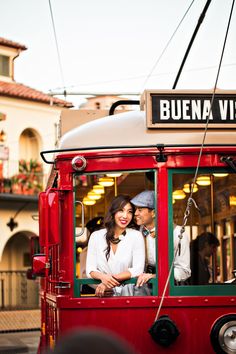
[50,328,137,354]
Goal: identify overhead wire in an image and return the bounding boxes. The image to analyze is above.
[48,0,66,92]
[46,0,236,96]
[140,0,196,91]
[172,0,212,89]
[47,0,196,96]
[187,0,235,200]
[48,61,236,95]
[153,0,235,323]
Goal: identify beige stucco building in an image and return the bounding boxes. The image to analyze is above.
[0,37,72,308]
[0,37,136,309]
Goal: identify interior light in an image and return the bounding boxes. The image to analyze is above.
[196,176,211,186]
[0,130,7,143]
[229,196,236,206]
[213,173,229,178]
[173,190,186,200]
[106,173,122,177]
[93,185,105,194]
[183,183,198,193]
[98,177,114,187]
[87,191,101,200]
[83,197,96,206]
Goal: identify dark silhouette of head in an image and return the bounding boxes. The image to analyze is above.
[86,216,104,235]
[192,232,220,257]
[50,327,136,354]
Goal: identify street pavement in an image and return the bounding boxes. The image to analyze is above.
[0,330,40,354]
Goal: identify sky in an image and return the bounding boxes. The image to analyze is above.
[0,0,236,107]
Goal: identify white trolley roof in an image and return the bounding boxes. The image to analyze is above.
[59,110,236,149]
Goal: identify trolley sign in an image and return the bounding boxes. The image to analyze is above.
[143,89,236,129]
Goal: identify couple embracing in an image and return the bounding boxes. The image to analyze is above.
[86,191,190,297]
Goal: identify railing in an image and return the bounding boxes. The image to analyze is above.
[0,159,44,196]
[75,277,157,297]
[0,271,40,310]
[0,178,43,196]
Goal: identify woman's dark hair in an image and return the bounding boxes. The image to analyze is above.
[104,195,135,260]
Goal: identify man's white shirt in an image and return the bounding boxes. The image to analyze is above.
[143,225,191,281]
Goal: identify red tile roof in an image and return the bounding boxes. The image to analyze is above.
[0,81,73,107]
[0,37,27,50]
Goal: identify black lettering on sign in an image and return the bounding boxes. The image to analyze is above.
[150,93,236,128]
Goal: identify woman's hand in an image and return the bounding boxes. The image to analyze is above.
[136,273,155,287]
[95,283,113,297]
[96,283,106,297]
[100,274,120,288]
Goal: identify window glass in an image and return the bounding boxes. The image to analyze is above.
[172,171,236,288]
[0,55,10,77]
[73,170,157,297]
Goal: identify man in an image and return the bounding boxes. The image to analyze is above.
[190,232,219,285]
[131,190,191,287]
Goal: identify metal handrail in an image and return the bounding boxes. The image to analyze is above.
[40,144,236,164]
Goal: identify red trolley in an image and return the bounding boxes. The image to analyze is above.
[33,90,236,354]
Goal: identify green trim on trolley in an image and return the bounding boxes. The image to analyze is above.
[73,168,158,298]
[74,277,157,297]
[168,167,235,296]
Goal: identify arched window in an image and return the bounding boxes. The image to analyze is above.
[19,128,41,161]
[17,129,43,194]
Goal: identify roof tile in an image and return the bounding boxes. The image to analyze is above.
[0,81,73,107]
[0,37,27,50]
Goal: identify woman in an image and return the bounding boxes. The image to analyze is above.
[86,195,145,297]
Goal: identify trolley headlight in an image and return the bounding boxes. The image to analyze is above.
[210,315,236,354]
[72,156,87,171]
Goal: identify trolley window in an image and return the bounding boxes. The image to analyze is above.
[73,170,157,297]
[169,168,236,296]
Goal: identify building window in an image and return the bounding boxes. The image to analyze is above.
[95,102,101,110]
[0,55,10,77]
